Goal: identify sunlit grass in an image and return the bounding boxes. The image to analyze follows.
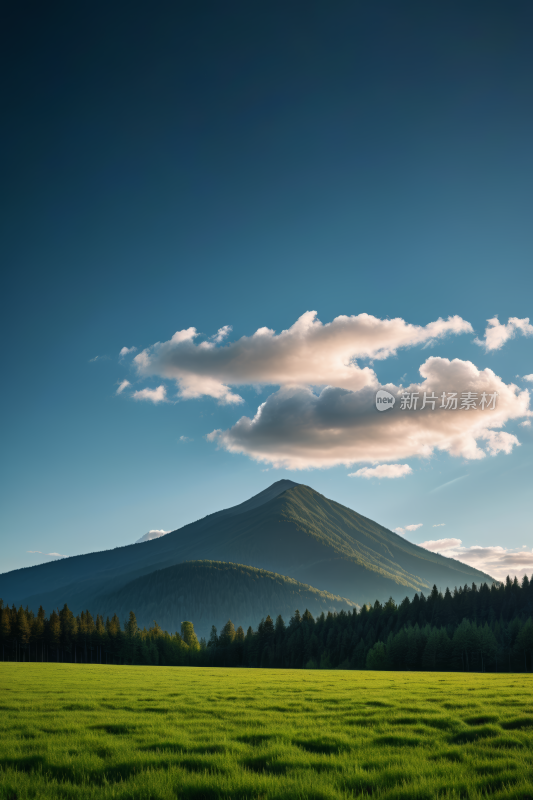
[1,664,532,799]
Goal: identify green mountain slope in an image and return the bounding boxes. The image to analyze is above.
[96,560,358,639]
[0,480,496,615]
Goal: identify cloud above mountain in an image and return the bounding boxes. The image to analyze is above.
[394,524,423,535]
[133,311,472,404]
[419,538,533,582]
[27,550,68,559]
[135,530,171,543]
[208,357,530,468]
[124,311,531,469]
[349,464,412,479]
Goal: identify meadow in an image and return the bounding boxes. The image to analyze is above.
[1,665,532,800]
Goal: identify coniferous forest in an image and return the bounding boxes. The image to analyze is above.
[2,575,533,672]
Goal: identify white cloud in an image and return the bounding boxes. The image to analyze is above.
[433,523,446,527]
[132,385,168,404]
[394,524,423,535]
[349,464,412,479]
[27,550,68,558]
[89,356,101,362]
[208,357,530,468]
[211,325,232,343]
[179,435,193,442]
[120,346,137,358]
[522,374,533,383]
[133,311,472,404]
[116,380,131,395]
[136,530,171,543]
[419,538,462,552]
[519,420,531,427]
[419,539,533,582]
[474,316,533,351]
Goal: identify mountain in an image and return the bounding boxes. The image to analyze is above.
[95,560,358,639]
[0,480,495,618]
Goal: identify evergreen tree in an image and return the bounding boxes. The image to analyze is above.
[59,604,78,660]
[219,620,236,647]
[16,607,31,661]
[515,618,533,672]
[0,605,11,661]
[366,641,387,670]
[32,607,46,662]
[47,610,61,661]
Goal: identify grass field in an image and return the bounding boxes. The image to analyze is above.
[1,665,532,799]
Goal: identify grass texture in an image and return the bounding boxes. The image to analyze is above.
[1,664,532,799]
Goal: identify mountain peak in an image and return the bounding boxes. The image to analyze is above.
[218,479,300,518]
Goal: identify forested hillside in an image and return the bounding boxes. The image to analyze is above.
[94,560,358,638]
[2,575,532,672]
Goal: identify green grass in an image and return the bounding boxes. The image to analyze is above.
[1,665,532,799]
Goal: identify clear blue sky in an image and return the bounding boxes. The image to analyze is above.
[1,1,532,581]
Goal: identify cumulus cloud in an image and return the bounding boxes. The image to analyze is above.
[179,435,193,442]
[27,550,68,558]
[394,523,423,535]
[120,346,137,358]
[420,538,462,552]
[211,325,232,343]
[433,523,446,528]
[419,539,533,582]
[475,316,533,351]
[208,357,530,468]
[519,420,531,427]
[523,374,533,383]
[133,311,472,404]
[116,380,131,395]
[132,385,167,404]
[349,464,412,479]
[135,530,171,544]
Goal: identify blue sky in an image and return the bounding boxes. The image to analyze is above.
[1,2,532,581]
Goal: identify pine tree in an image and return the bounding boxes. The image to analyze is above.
[515,618,533,672]
[366,641,387,670]
[290,609,301,627]
[478,623,498,673]
[32,607,46,662]
[125,611,138,639]
[0,606,11,661]
[59,604,78,661]
[48,610,61,662]
[219,620,236,647]
[16,607,31,661]
[275,614,286,636]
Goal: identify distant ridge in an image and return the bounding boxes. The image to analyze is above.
[96,559,357,639]
[0,481,495,619]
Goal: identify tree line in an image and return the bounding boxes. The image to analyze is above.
[1,574,532,672]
